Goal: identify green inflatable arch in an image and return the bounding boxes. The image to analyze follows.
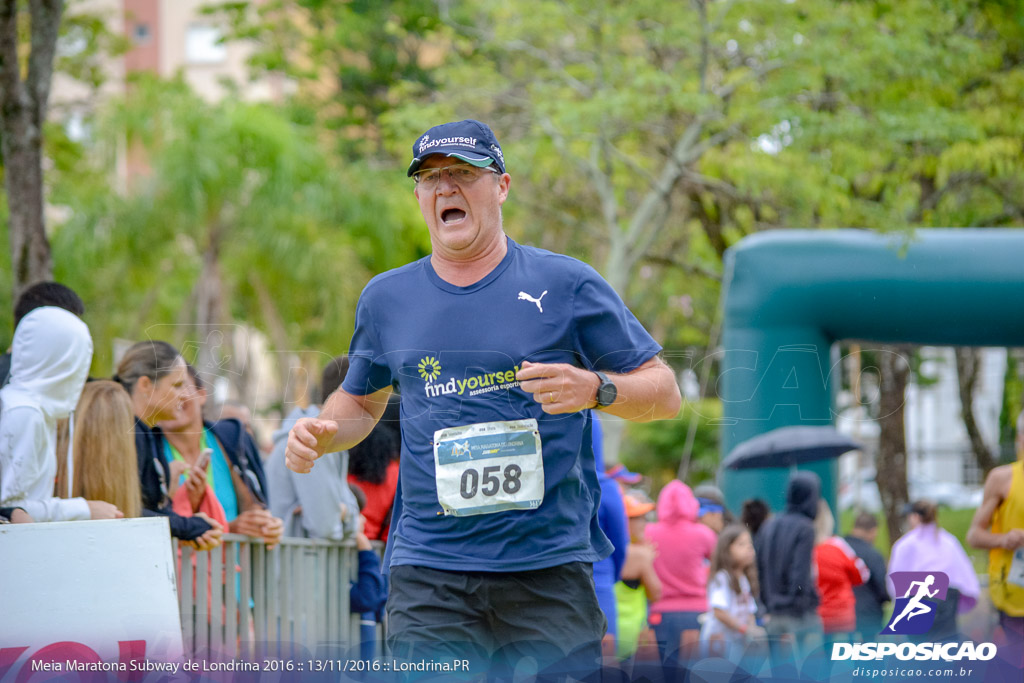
[717,229,1024,514]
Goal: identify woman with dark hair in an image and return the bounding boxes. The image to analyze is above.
[115,340,222,549]
[741,498,771,538]
[348,395,401,541]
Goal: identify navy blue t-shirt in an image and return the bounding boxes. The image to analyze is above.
[341,238,662,572]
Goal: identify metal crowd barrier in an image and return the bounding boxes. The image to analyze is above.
[176,534,361,660]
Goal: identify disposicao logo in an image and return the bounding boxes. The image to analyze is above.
[831,570,997,663]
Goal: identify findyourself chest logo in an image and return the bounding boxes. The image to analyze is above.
[831,570,997,663]
[418,355,522,399]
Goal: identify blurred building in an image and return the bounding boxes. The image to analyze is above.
[838,347,1009,511]
[52,0,285,184]
[53,0,282,104]
[121,0,284,102]
[906,347,1005,487]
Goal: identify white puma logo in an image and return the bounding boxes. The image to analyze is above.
[518,290,548,313]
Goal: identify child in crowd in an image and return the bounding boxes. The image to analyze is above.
[700,524,764,658]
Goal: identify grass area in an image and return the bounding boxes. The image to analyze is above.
[838,507,988,575]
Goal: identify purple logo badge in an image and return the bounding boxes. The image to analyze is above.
[883,571,949,635]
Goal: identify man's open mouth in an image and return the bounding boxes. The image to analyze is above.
[441,208,466,224]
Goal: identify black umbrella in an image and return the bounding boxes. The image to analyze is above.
[722,425,862,470]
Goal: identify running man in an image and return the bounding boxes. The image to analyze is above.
[888,575,938,632]
[286,120,680,676]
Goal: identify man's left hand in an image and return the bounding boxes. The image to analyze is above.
[517,361,600,414]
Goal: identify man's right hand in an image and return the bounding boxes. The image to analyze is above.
[87,500,124,520]
[285,418,339,473]
[1002,528,1024,550]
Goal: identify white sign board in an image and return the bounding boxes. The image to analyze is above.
[0,518,183,680]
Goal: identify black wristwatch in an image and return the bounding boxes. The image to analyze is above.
[593,371,617,408]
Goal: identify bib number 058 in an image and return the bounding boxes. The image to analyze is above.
[460,464,523,499]
[433,418,544,516]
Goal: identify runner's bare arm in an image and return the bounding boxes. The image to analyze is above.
[966,465,1024,550]
[285,387,393,474]
[516,356,680,422]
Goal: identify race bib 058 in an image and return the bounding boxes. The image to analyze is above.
[433,419,544,517]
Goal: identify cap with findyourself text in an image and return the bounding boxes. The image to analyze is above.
[408,119,506,176]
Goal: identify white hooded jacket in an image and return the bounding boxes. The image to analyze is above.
[0,306,93,520]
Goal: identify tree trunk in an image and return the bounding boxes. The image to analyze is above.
[955,346,999,475]
[876,345,911,548]
[192,236,226,385]
[0,0,63,298]
[250,272,303,408]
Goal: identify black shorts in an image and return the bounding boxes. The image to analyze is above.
[387,562,606,679]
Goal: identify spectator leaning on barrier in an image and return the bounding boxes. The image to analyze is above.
[285,119,681,676]
[0,281,85,388]
[0,307,121,522]
[968,408,1024,643]
[160,364,282,548]
[267,355,362,541]
[55,380,142,519]
[0,506,32,523]
[116,341,223,550]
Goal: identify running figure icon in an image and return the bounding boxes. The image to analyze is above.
[888,574,939,632]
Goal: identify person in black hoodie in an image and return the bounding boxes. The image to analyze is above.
[754,470,823,662]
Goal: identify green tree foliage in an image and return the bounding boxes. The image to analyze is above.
[732,0,1024,231]
[209,0,443,159]
[622,399,723,494]
[48,75,428,376]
